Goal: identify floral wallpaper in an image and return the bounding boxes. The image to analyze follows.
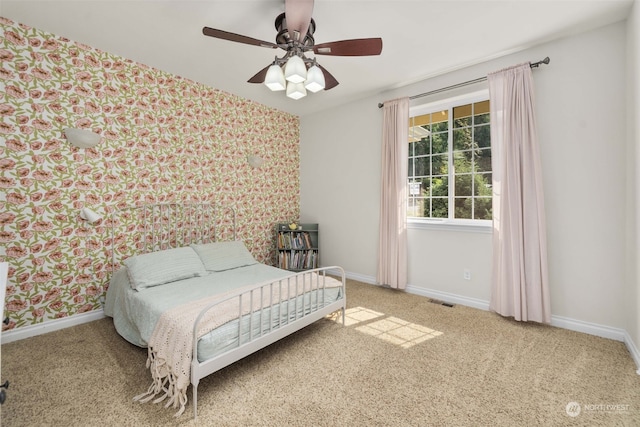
[0,17,300,331]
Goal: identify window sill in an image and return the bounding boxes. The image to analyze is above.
[407,219,492,234]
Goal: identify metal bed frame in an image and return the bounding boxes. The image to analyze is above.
[191,266,345,418]
[109,202,235,268]
[109,203,346,419]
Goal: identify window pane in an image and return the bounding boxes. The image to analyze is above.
[475,197,493,219]
[474,173,492,196]
[455,174,472,197]
[410,115,432,143]
[409,178,430,196]
[431,110,449,132]
[474,148,491,173]
[474,100,490,124]
[431,131,448,154]
[408,158,414,177]
[454,197,472,219]
[432,154,448,175]
[414,156,429,176]
[432,198,448,218]
[474,124,491,148]
[432,121,448,133]
[453,104,472,128]
[474,113,490,125]
[412,114,431,125]
[420,177,431,196]
[408,197,428,218]
[431,176,448,196]
[453,150,472,173]
[453,128,472,150]
[414,137,429,156]
[408,197,417,216]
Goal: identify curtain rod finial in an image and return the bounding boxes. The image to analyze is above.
[530,56,550,68]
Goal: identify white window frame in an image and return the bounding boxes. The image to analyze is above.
[408,89,492,233]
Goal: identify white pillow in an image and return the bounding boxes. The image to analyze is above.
[191,241,258,272]
[124,247,207,290]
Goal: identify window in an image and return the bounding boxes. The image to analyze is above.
[407,91,492,225]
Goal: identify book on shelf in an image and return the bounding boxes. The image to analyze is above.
[277,249,318,270]
[277,231,314,250]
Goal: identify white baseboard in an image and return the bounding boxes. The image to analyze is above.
[406,284,490,311]
[343,271,378,285]
[1,309,106,345]
[623,330,640,375]
[550,314,626,342]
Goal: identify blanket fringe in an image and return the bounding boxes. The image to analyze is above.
[133,347,188,417]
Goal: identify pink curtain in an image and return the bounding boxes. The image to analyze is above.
[488,64,550,323]
[377,97,409,289]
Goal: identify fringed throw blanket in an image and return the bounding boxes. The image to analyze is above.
[132,289,239,416]
[133,272,341,417]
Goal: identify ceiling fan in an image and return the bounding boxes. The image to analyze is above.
[202,0,383,99]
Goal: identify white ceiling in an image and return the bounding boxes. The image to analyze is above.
[1,0,633,117]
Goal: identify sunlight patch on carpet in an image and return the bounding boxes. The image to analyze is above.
[342,306,384,326]
[338,307,443,349]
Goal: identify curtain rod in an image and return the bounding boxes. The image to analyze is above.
[377,57,550,108]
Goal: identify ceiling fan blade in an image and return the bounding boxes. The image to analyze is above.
[247,65,272,84]
[284,0,314,43]
[317,64,339,90]
[203,27,278,49]
[313,38,383,56]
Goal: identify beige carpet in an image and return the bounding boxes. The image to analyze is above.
[1,279,639,426]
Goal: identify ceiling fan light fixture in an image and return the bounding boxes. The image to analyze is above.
[304,64,325,92]
[286,82,307,100]
[284,55,307,83]
[264,63,286,91]
[203,0,383,99]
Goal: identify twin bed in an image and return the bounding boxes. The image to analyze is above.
[103,203,346,418]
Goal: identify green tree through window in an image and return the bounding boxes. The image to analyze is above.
[408,97,492,222]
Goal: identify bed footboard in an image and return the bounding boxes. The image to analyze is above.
[190,266,346,419]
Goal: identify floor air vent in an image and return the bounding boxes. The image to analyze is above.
[429,298,454,308]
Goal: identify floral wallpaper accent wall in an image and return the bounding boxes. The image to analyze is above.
[0,18,300,331]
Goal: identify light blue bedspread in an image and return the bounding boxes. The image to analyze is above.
[104,263,295,347]
[104,264,343,361]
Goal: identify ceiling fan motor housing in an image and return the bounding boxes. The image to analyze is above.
[275,13,316,47]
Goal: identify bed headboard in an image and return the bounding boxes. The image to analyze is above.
[108,203,236,270]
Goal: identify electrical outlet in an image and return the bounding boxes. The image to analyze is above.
[463,268,471,280]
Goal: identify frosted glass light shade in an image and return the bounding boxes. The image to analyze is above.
[264,64,286,91]
[286,82,307,100]
[284,55,306,83]
[304,65,325,93]
[64,128,101,148]
[80,207,102,224]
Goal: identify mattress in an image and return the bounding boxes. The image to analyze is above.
[104,263,342,362]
